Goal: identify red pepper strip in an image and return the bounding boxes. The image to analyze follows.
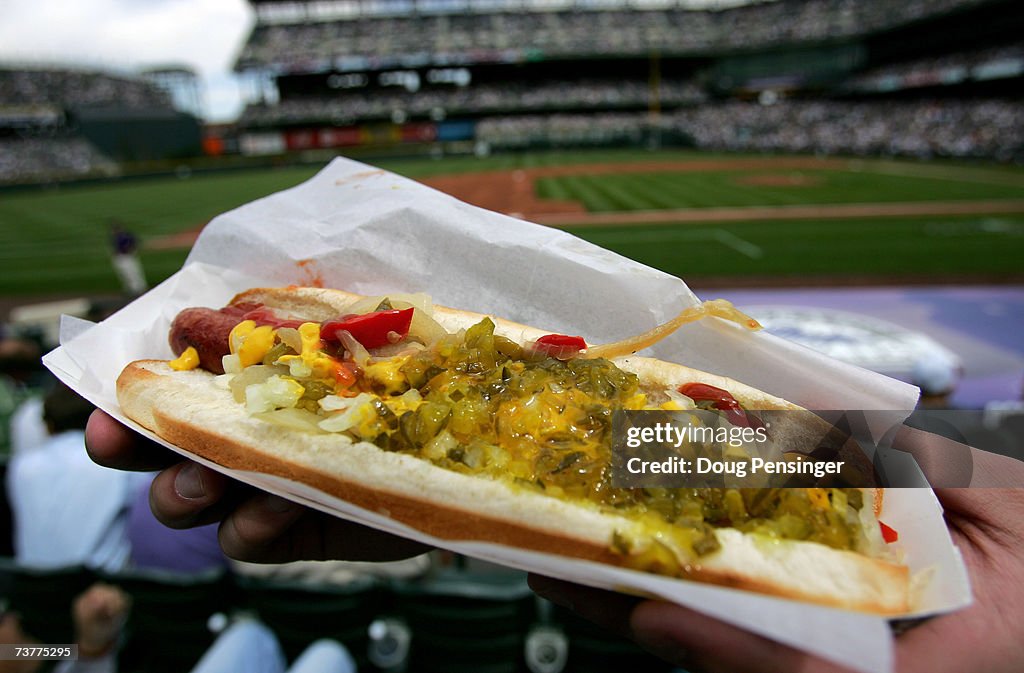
[534,334,587,360]
[879,521,899,544]
[242,307,307,330]
[321,308,415,349]
[678,382,753,428]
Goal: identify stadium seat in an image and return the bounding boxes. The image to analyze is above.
[97,567,230,673]
[233,572,381,669]
[0,460,15,558]
[387,568,535,673]
[548,603,674,673]
[0,557,95,645]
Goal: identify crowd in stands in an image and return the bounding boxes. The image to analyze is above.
[240,79,705,126]
[477,112,650,149]
[675,99,1023,160]
[238,0,990,68]
[0,66,175,183]
[845,42,1024,92]
[0,135,118,183]
[476,99,1024,160]
[0,67,171,110]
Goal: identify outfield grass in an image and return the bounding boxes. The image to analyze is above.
[535,168,1024,211]
[0,166,322,296]
[1,151,1022,298]
[569,215,1024,280]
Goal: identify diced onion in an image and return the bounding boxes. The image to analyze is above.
[406,308,448,346]
[318,393,376,432]
[245,375,305,414]
[391,293,434,315]
[461,442,509,470]
[222,353,242,375]
[229,364,286,402]
[253,408,324,433]
[662,389,696,410]
[384,388,423,415]
[277,327,302,354]
[347,293,434,316]
[335,329,370,366]
[423,430,458,461]
[343,296,386,315]
[319,392,370,411]
[858,494,890,558]
[229,365,288,403]
[372,341,426,358]
[280,357,313,378]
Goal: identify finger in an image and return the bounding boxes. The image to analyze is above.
[934,487,1024,540]
[219,495,430,564]
[528,575,640,636]
[629,601,855,673]
[90,584,130,616]
[149,461,233,529]
[85,410,179,471]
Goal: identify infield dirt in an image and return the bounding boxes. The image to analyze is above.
[419,158,1024,227]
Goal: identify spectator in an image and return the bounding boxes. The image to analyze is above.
[0,583,130,673]
[6,384,145,572]
[187,620,356,673]
[1,581,353,673]
[63,597,354,673]
[125,472,229,575]
[1,338,48,455]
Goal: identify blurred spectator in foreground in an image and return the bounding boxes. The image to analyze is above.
[1,583,354,673]
[185,620,356,673]
[0,337,48,454]
[0,339,40,379]
[6,384,144,571]
[108,221,147,297]
[0,583,130,673]
[7,392,48,458]
[125,473,228,575]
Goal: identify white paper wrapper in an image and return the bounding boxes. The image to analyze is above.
[43,158,970,673]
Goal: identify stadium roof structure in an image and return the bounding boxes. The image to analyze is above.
[245,0,771,5]
[236,0,1012,76]
[246,0,774,15]
[140,64,198,78]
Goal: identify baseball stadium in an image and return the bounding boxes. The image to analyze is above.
[1,0,1024,671]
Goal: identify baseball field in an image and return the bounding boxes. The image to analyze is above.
[2,149,1023,298]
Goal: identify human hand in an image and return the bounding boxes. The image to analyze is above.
[72,584,131,659]
[531,483,1024,672]
[0,612,40,673]
[85,409,429,564]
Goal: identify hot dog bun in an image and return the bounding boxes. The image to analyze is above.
[117,286,909,614]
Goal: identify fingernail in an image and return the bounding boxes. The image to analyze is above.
[258,492,298,514]
[174,463,206,500]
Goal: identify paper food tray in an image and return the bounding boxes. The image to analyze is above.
[43,158,971,673]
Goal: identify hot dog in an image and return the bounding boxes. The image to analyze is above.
[117,286,910,614]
